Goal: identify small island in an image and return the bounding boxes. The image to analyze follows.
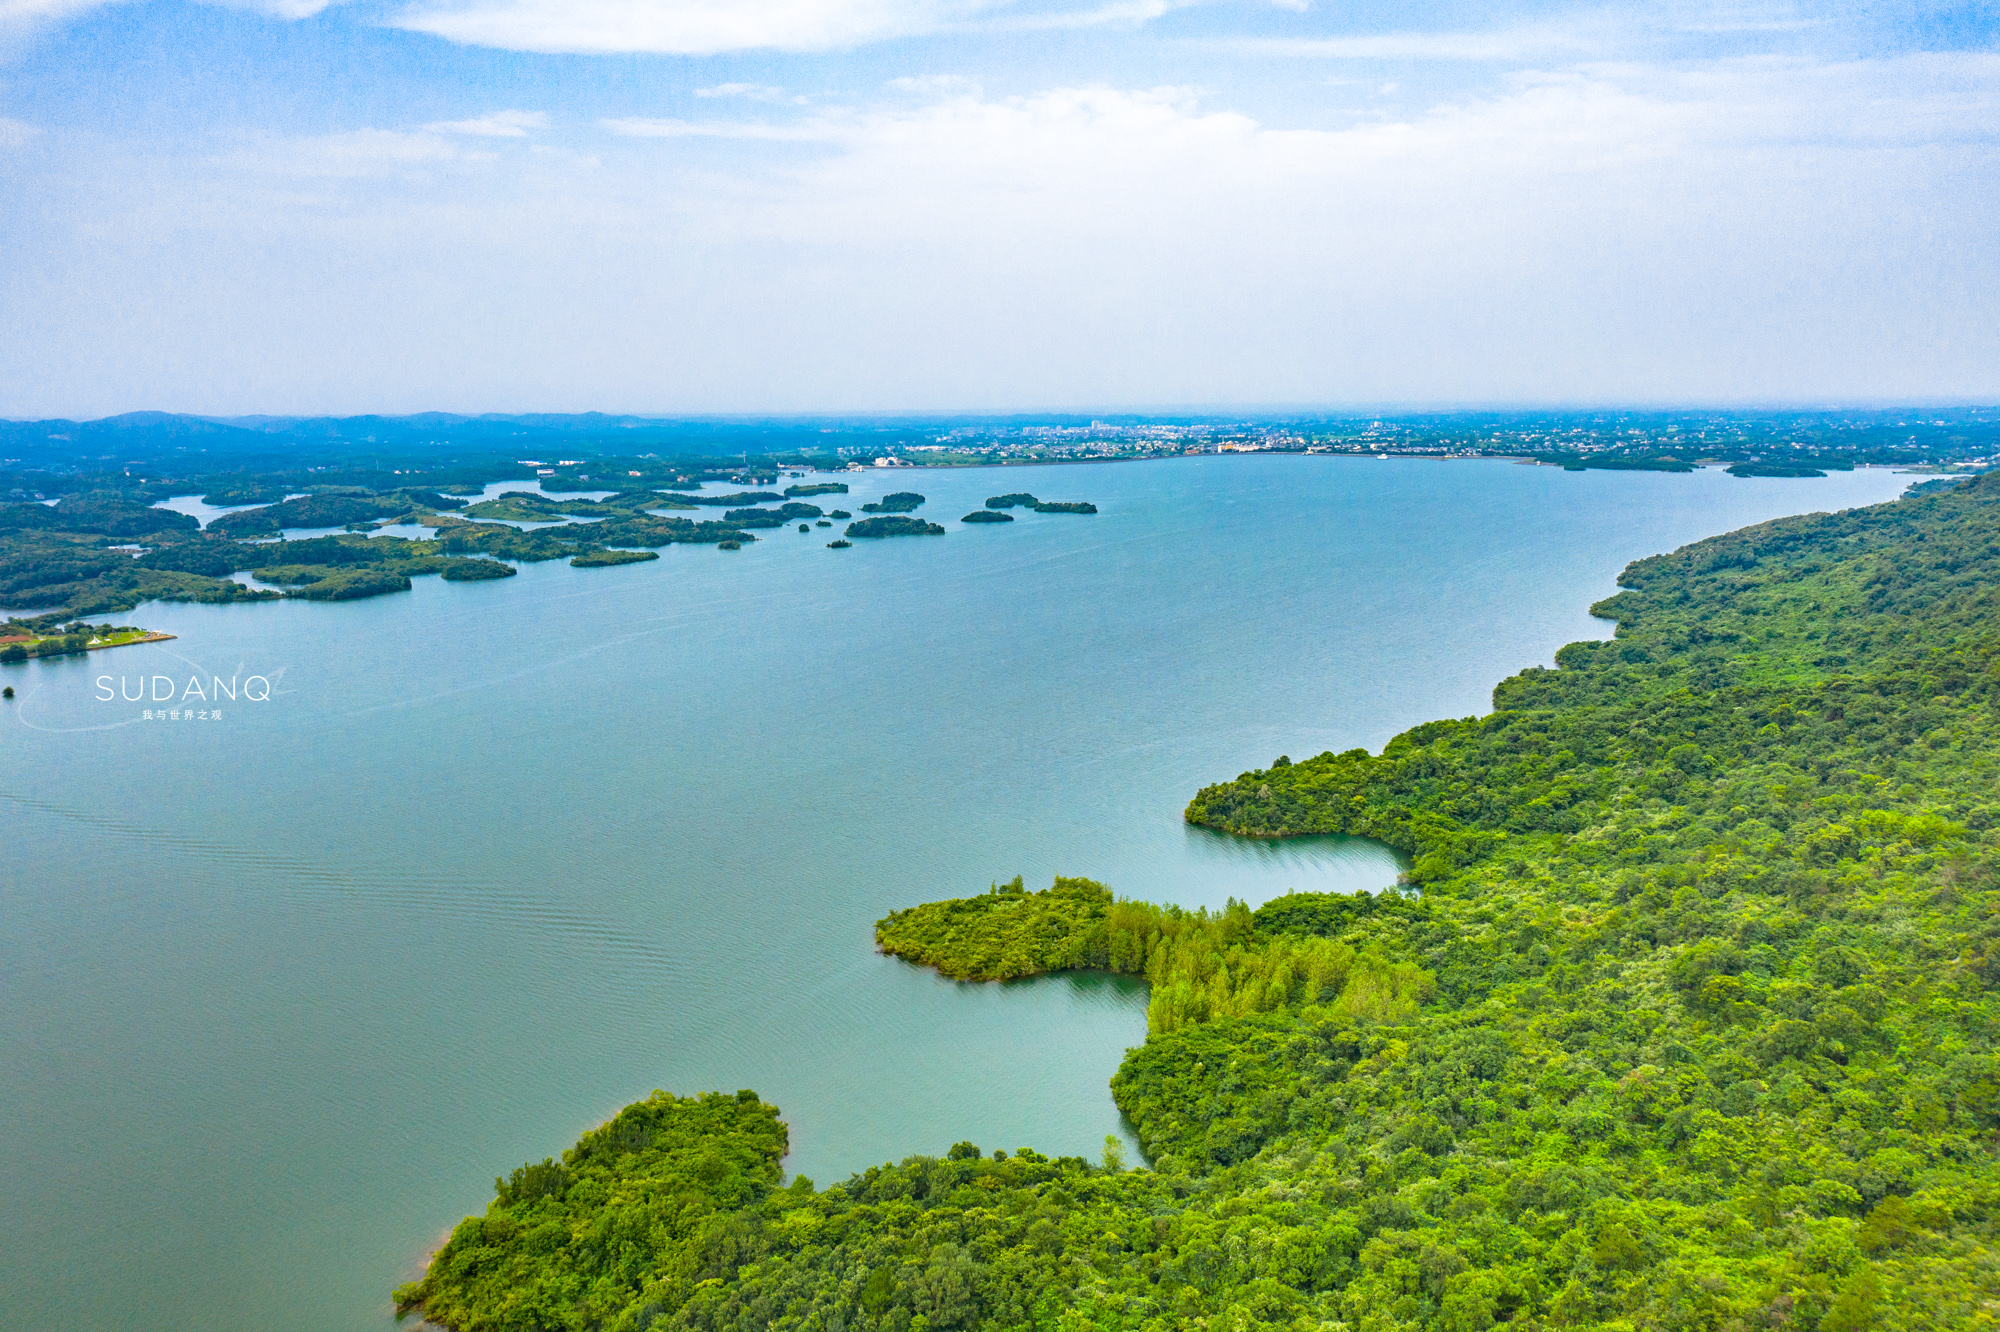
[720,502,824,529]
[845,515,946,538]
[570,549,659,568]
[983,493,1097,513]
[960,510,1013,523]
[859,492,925,514]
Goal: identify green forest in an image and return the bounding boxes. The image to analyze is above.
[0,485,760,624]
[394,474,2000,1330]
[0,463,1104,628]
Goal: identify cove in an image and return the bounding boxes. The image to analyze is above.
[0,456,1911,1332]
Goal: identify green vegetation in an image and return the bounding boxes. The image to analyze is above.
[460,493,596,522]
[685,491,785,507]
[571,549,660,568]
[1905,475,1976,497]
[273,566,414,600]
[829,509,853,519]
[209,493,412,534]
[723,502,825,528]
[827,539,851,548]
[1728,463,1832,479]
[439,559,516,581]
[876,875,1427,1040]
[392,1091,789,1332]
[846,516,946,538]
[198,484,290,506]
[0,619,161,661]
[786,483,850,497]
[402,476,2000,1332]
[860,492,926,514]
[0,502,278,615]
[961,511,1013,523]
[980,494,1097,514]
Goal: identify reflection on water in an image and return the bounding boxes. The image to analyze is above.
[1180,826,1407,902]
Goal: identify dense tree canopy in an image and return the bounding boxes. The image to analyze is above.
[395,475,2000,1332]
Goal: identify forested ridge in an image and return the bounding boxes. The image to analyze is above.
[397,477,2000,1331]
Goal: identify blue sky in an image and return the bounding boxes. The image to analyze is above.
[1,0,1996,415]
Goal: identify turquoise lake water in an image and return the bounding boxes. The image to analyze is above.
[0,456,1911,1330]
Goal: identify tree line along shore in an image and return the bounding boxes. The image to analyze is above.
[393,473,2000,1332]
[0,474,1098,637]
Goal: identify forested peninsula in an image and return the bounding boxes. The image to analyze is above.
[395,476,2000,1331]
[0,464,1105,636]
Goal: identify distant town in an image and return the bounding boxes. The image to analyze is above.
[4,407,1997,481]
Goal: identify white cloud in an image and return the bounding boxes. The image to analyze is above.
[0,0,116,21]
[392,0,985,54]
[424,109,548,136]
[388,0,1190,54]
[695,82,791,99]
[217,127,495,178]
[209,0,337,17]
[885,74,976,93]
[0,115,40,146]
[600,115,835,139]
[1224,24,1606,62]
[5,54,1998,413]
[0,0,123,43]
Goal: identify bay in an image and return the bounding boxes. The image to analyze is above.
[0,456,1909,1331]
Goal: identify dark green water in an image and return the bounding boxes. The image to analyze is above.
[0,457,1909,1330]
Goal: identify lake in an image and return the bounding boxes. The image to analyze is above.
[0,456,1911,1331]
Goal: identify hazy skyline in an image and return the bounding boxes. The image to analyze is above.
[2,0,1996,417]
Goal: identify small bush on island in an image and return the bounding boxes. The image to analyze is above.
[960,510,1013,523]
[1032,500,1097,514]
[828,509,851,519]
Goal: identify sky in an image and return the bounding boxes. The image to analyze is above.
[0,0,1996,416]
